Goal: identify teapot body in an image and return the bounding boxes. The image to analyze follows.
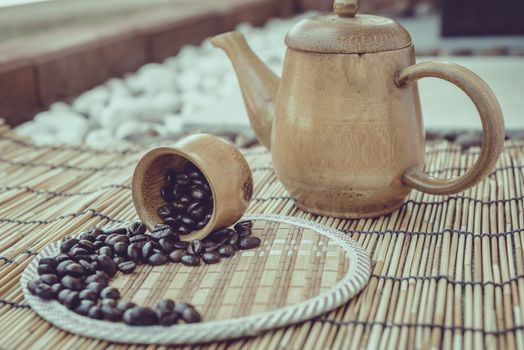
[271,46,425,218]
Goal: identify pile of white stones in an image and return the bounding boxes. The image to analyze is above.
[15,14,313,148]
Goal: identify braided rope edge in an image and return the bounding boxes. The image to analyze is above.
[21,214,371,345]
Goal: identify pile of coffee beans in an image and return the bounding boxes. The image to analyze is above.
[27,219,260,326]
[157,163,213,235]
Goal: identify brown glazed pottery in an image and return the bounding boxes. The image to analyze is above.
[211,0,505,218]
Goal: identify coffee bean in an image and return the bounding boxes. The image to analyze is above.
[123,307,158,326]
[102,305,123,321]
[158,313,180,326]
[33,283,55,300]
[100,287,120,300]
[105,227,128,236]
[64,263,85,278]
[172,201,188,212]
[98,246,113,256]
[70,247,90,257]
[195,219,208,230]
[60,238,78,253]
[235,225,252,238]
[108,235,129,247]
[118,261,136,274]
[56,260,74,275]
[80,260,96,275]
[181,254,200,266]
[186,168,203,180]
[169,249,185,263]
[190,186,205,200]
[113,242,128,256]
[234,220,253,231]
[227,231,239,246]
[162,217,178,229]
[149,253,168,266]
[104,233,119,245]
[53,254,69,264]
[88,227,104,237]
[151,225,178,240]
[160,185,174,202]
[92,241,105,250]
[179,194,191,204]
[203,242,220,252]
[57,289,71,303]
[127,243,142,262]
[207,228,234,246]
[113,257,126,266]
[64,291,80,309]
[96,255,118,277]
[37,264,55,275]
[238,236,261,250]
[202,251,220,264]
[187,240,203,255]
[95,234,108,242]
[176,303,201,323]
[77,239,95,251]
[157,204,173,219]
[175,173,190,186]
[78,231,95,241]
[51,283,63,295]
[129,234,148,244]
[75,300,95,316]
[165,168,178,185]
[142,241,159,260]
[61,276,83,291]
[101,298,117,307]
[173,241,189,250]
[86,281,106,294]
[39,257,58,268]
[40,274,59,285]
[85,271,110,285]
[79,289,98,302]
[88,306,104,320]
[171,186,183,200]
[117,301,136,312]
[179,216,195,229]
[157,299,175,313]
[158,238,176,253]
[188,205,206,220]
[128,221,146,236]
[177,225,192,235]
[192,179,204,186]
[217,244,236,257]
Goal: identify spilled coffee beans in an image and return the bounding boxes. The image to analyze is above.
[28,219,260,327]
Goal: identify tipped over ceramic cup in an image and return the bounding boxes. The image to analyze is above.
[132,134,253,241]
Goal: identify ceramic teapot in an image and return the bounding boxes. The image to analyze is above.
[211,0,505,218]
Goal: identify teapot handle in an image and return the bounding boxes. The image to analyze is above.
[395,61,505,195]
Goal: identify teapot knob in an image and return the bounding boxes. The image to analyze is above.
[334,0,359,17]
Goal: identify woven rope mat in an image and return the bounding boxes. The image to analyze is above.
[0,119,524,349]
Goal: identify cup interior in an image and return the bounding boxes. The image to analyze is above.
[132,147,217,241]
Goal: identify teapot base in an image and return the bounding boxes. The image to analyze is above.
[293,199,405,219]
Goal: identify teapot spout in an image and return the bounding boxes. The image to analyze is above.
[211,31,279,149]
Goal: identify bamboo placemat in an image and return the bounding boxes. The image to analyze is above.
[1,119,524,349]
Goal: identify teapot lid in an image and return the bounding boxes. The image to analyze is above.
[285,0,412,54]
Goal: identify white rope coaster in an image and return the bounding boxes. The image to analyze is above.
[21,214,371,344]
